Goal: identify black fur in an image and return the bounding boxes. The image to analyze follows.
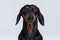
[15,4,44,40]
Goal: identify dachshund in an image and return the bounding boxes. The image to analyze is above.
[15,4,44,40]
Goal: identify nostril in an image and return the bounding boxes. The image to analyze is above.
[31,17,33,19]
[29,17,31,19]
[29,16,33,20]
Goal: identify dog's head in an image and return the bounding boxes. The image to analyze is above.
[15,5,44,26]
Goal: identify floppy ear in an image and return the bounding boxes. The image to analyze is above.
[38,9,44,26]
[15,9,22,25]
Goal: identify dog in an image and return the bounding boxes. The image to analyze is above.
[15,4,44,40]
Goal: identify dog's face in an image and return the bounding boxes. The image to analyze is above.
[15,5,44,26]
[22,5,38,23]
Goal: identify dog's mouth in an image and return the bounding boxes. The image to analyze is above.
[27,22,33,33]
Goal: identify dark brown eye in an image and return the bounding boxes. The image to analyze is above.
[34,13,37,15]
[23,12,27,16]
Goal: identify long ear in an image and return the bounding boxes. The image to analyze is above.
[38,9,44,26]
[15,9,22,25]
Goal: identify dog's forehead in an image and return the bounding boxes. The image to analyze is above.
[23,5,38,12]
[25,6,34,12]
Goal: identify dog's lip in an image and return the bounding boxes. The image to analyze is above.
[28,21,33,23]
[26,20,33,23]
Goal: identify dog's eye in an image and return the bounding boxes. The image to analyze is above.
[23,12,27,16]
[34,13,37,15]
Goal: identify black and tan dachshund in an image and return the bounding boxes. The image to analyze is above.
[15,4,44,40]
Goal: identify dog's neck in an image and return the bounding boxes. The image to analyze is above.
[23,20,38,33]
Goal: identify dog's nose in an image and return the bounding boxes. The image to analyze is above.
[28,16,33,20]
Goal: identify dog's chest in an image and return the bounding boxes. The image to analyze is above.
[25,33,34,39]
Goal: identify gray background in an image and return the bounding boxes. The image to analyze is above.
[0,0,60,40]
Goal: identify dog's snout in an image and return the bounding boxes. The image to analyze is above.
[28,16,33,20]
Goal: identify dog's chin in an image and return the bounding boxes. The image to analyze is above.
[27,22,33,33]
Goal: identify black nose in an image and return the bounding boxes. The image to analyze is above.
[28,16,33,20]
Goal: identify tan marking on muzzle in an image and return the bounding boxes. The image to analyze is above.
[23,14,28,20]
[27,23,33,33]
[33,14,38,21]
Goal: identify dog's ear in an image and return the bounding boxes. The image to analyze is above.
[15,8,23,25]
[37,9,44,26]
